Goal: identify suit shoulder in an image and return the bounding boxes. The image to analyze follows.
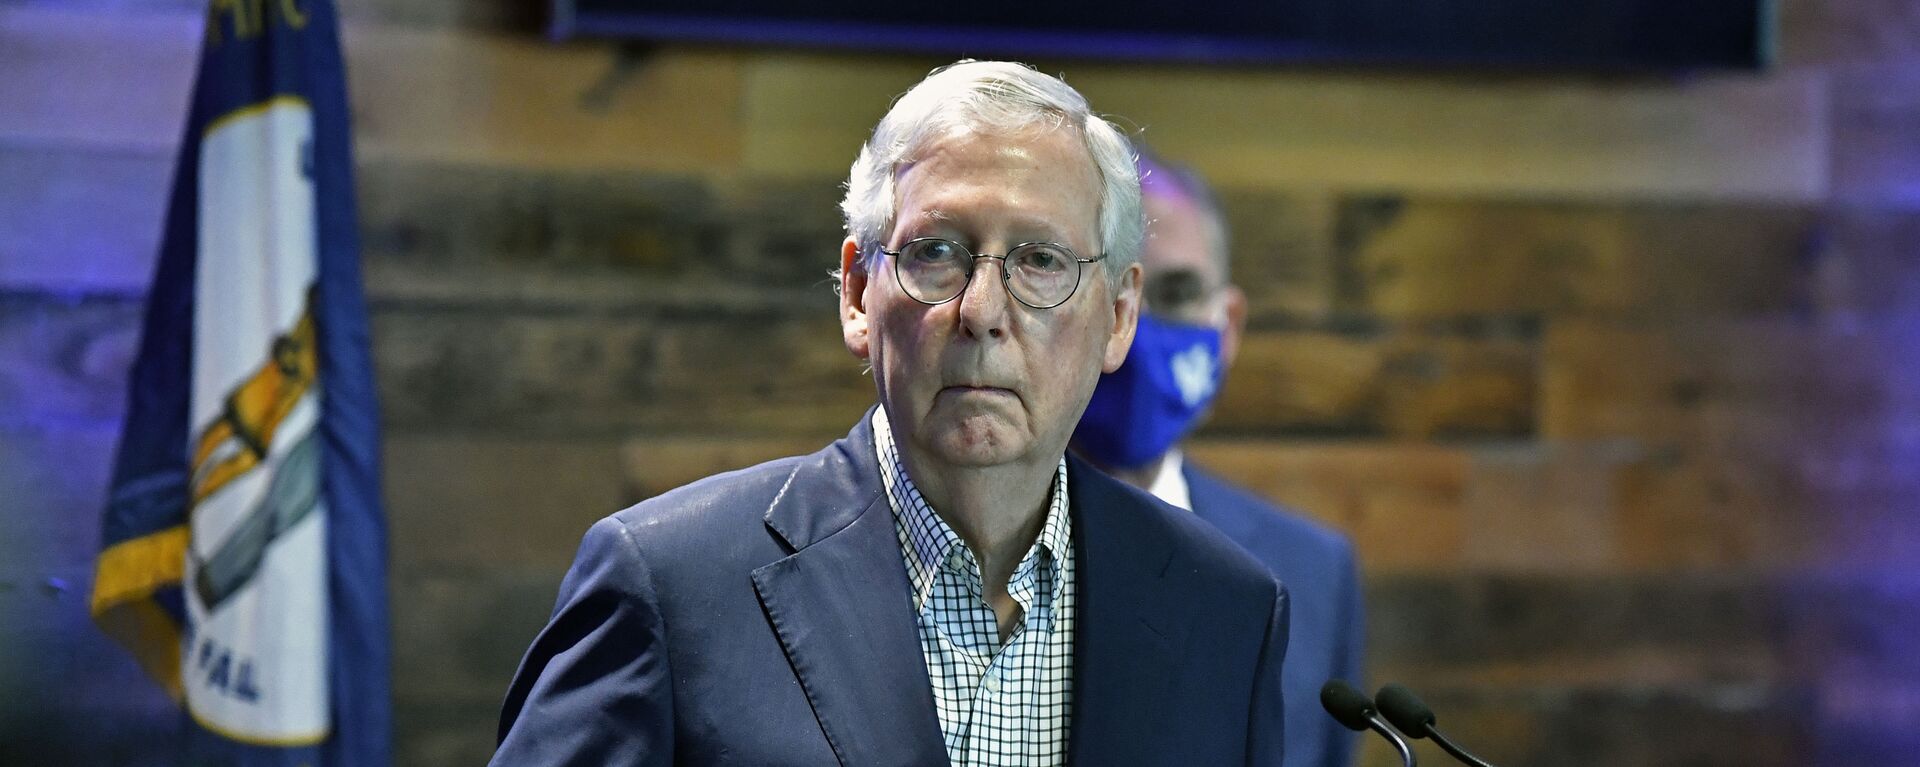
[602,453,807,551]
[1074,461,1277,595]
[1159,499,1279,592]
[1186,465,1354,561]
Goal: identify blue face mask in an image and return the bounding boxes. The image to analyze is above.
[1072,313,1224,470]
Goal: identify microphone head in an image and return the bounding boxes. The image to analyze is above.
[1374,683,1438,737]
[1319,679,1377,732]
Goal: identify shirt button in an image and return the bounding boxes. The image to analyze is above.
[983,673,1002,694]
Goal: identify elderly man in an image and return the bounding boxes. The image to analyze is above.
[493,61,1288,766]
[1071,148,1365,767]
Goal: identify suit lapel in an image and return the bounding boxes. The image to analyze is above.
[1065,457,1198,764]
[750,414,949,767]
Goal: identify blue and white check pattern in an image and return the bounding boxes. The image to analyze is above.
[873,408,1076,767]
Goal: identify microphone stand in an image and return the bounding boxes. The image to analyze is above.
[1425,725,1496,767]
[1375,683,1501,767]
[1366,715,1420,767]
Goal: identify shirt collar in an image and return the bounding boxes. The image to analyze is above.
[1145,448,1192,512]
[872,407,1072,610]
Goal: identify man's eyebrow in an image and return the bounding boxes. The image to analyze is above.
[907,209,1080,246]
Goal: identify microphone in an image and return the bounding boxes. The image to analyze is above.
[1375,683,1500,767]
[1320,679,1417,767]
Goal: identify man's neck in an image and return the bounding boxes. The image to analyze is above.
[900,450,1056,591]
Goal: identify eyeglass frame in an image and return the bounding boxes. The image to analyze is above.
[877,236,1109,310]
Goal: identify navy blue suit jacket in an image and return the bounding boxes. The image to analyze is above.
[1185,466,1366,767]
[493,414,1291,766]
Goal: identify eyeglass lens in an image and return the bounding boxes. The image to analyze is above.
[895,238,1082,308]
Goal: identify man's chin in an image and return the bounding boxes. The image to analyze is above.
[921,414,1031,469]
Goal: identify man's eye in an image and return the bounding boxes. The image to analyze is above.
[1016,246,1068,273]
[909,240,961,265]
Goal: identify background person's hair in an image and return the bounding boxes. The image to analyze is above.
[1134,142,1232,281]
[840,60,1143,286]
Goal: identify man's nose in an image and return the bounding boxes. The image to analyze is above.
[956,255,1010,341]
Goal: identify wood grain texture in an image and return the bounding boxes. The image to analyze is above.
[345,26,746,172]
[621,435,842,500]
[1182,439,1470,571]
[1337,196,1818,320]
[383,433,635,573]
[1543,317,1920,569]
[374,306,874,437]
[1830,64,1920,206]
[1810,207,1920,317]
[0,8,747,170]
[357,162,847,303]
[1210,324,1537,439]
[1779,0,1920,68]
[0,147,171,293]
[739,53,1829,200]
[1218,189,1339,320]
[0,7,199,152]
[0,295,142,429]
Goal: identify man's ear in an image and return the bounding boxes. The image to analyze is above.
[840,238,872,360]
[1220,283,1247,368]
[1101,263,1143,373]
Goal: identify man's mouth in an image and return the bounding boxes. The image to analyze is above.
[941,384,1017,397]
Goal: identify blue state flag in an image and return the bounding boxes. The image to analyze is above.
[90,0,390,763]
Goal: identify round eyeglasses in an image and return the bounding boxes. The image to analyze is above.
[880,237,1107,310]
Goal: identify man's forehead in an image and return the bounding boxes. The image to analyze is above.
[908,125,1094,173]
[893,129,1103,239]
[906,206,1071,234]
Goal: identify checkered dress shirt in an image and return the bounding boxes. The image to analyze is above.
[873,408,1076,767]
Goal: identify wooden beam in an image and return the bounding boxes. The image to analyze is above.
[739,53,1830,202]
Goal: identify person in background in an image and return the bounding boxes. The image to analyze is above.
[1073,145,1366,767]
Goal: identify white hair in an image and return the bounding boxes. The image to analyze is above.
[839,60,1143,284]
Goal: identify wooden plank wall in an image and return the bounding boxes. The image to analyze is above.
[3,0,1918,763]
